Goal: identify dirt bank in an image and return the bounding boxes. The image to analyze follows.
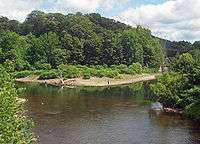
[16,74,158,87]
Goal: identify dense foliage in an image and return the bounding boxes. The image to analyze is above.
[151,53,200,120]
[14,63,152,80]
[0,11,164,70]
[161,39,200,59]
[0,65,35,143]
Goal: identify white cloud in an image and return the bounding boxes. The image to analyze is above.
[0,0,199,41]
[0,0,129,22]
[44,0,130,14]
[113,0,200,42]
[99,0,130,11]
[50,0,99,13]
[0,0,43,21]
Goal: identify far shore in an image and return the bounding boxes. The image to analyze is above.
[16,73,159,87]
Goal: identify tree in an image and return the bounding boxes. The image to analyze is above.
[100,31,117,66]
[40,32,62,67]
[151,53,200,120]
[83,33,101,65]
[70,37,84,64]
[0,11,165,70]
[22,10,47,36]
[51,49,70,67]
[26,34,46,65]
[0,31,30,70]
[172,53,195,73]
[0,17,9,31]
[120,30,143,65]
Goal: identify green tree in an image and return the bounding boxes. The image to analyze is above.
[0,31,30,70]
[100,31,117,66]
[172,53,195,73]
[40,32,62,67]
[120,30,143,65]
[151,53,200,120]
[83,33,101,65]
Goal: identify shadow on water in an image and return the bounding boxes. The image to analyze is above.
[18,82,200,144]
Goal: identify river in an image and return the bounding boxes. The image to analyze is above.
[20,82,200,144]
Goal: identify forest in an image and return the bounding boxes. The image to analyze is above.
[0,10,200,143]
[0,11,164,71]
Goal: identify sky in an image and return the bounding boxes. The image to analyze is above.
[0,0,199,42]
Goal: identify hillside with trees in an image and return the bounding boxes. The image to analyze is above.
[160,38,200,60]
[0,11,164,73]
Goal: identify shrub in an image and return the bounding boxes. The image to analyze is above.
[33,70,44,76]
[142,67,154,73]
[95,70,105,78]
[15,59,31,71]
[34,61,51,70]
[117,64,128,70]
[83,73,91,79]
[0,65,35,143]
[94,65,106,70]
[185,102,200,121]
[14,70,34,78]
[3,60,15,72]
[104,70,119,78]
[38,70,58,80]
[88,68,98,76]
[150,72,186,108]
[129,63,143,74]
[58,64,81,79]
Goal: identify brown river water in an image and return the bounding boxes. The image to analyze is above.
[19,82,200,144]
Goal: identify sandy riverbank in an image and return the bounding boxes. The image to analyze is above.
[16,74,159,87]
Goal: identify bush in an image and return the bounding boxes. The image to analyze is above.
[119,68,132,74]
[117,64,128,72]
[104,70,119,78]
[14,70,34,78]
[15,59,32,71]
[0,65,35,143]
[58,64,81,79]
[38,70,58,80]
[33,70,44,76]
[83,73,91,79]
[3,60,15,72]
[34,61,51,70]
[142,67,154,73]
[57,64,147,79]
[185,102,200,121]
[94,65,106,70]
[88,68,98,76]
[95,70,105,78]
[150,72,186,107]
[129,63,143,74]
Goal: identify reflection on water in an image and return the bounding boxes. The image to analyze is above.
[19,82,200,144]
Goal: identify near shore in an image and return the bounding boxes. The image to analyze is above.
[16,74,158,87]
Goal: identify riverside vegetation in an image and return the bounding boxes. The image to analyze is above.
[0,10,200,143]
[0,11,165,81]
[0,11,164,143]
[151,53,200,121]
[0,65,35,143]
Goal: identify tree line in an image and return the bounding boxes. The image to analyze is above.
[0,11,164,71]
[160,38,200,59]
